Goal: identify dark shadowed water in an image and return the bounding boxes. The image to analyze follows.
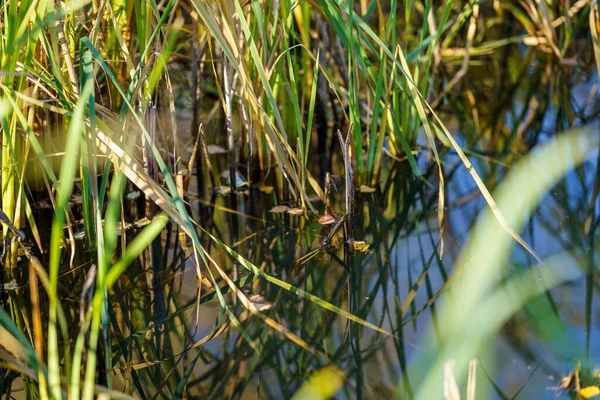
[117,68,600,399]
[159,78,599,398]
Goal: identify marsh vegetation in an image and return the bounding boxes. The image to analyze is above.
[0,0,599,399]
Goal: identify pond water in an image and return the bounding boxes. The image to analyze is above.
[4,2,600,399]
[116,65,599,398]
[9,43,597,400]
[150,105,598,399]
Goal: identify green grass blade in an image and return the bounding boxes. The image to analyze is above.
[201,227,394,337]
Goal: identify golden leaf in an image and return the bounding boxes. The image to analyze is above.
[352,241,371,253]
[291,366,345,400]
[359,185,376,193]
[259,185,274,194]
[580,386,600,399]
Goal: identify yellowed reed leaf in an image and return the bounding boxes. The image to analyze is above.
[359,185,376,193]
[352,241,370,253]
[0,326,27,362]
[291,366,345,400]
[259,185,274,194]
[581,386,600,399]
[92,121,189,232]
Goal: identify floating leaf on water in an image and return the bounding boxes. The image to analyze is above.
[268,205,302,215]
[214,186,232,196]
[270,205,289,213]
[290,366,345,400]
[2,280,18,291]
[318,214,338,225]
[248,295,273,311]
[352,240,370,253]
[286,207,304,216]
[359,185,376,193]
[259,185,274,194]
[206,144,227,154]
[581,386,600,399]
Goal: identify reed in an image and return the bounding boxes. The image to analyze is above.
[0,0,597,398]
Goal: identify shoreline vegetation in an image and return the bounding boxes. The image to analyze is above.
[0,0,599,398]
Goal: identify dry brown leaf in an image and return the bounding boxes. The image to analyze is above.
[270,205,289,213]
[318,214,338,225]
[286,207,304,216]
[248,295,273,311]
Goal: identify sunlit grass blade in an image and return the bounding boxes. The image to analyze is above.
[410,128,599,399]
[201,227,394,337]
[47,75,95,400]
[291,366,345,400]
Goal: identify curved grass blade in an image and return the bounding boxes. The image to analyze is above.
[201,227,394,337]
[324,0,542,262]
[47,75,95,399]
[171,351,203,399]
[411,128,599,399]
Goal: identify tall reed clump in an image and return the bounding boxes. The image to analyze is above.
[191,0,598,255]
[0,0,209,396]
[0,0,598,398]
[0,0,391,396]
